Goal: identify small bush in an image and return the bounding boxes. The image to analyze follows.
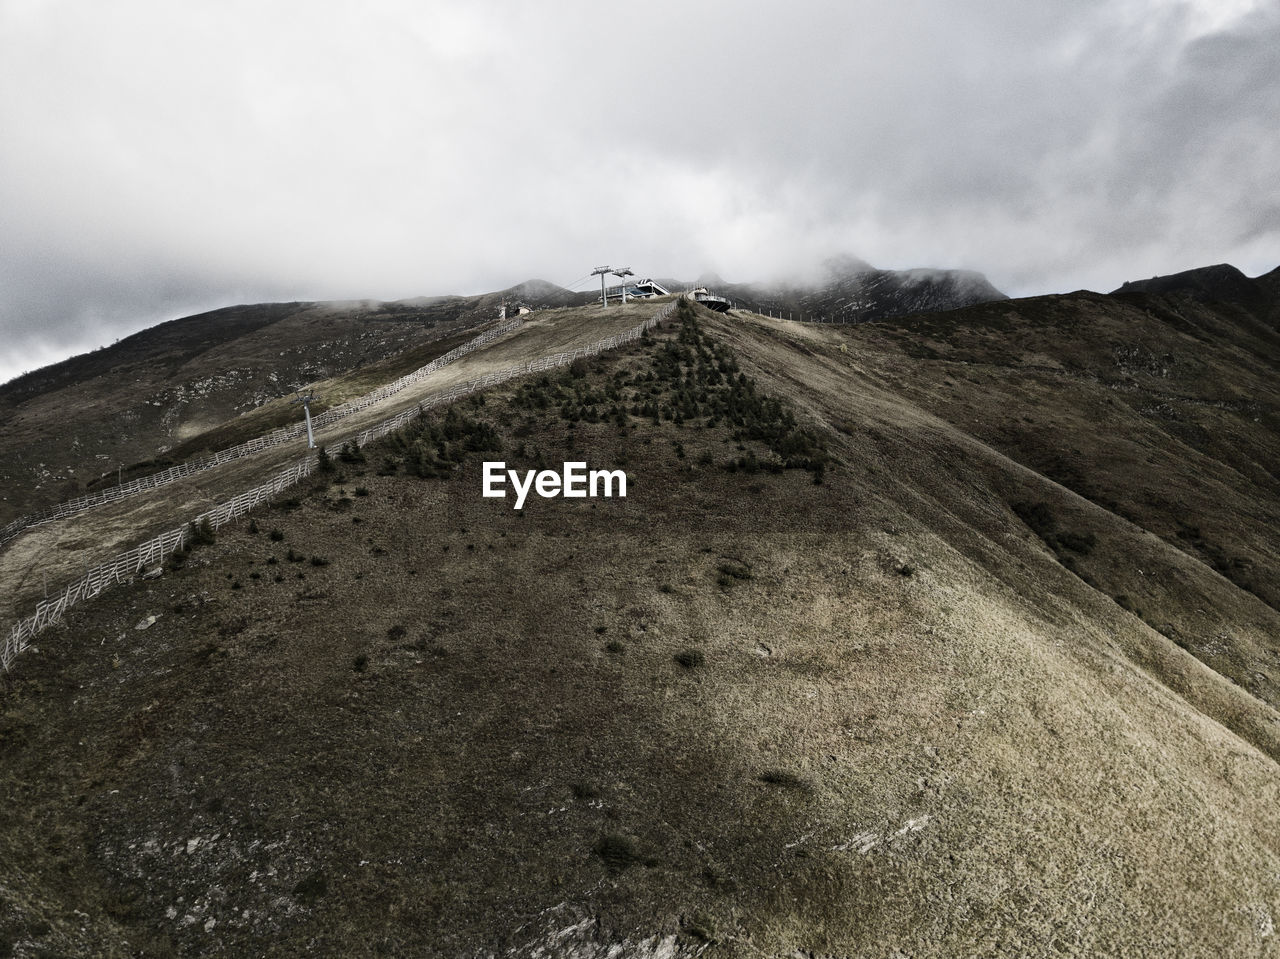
[1055,530,1097,555]
[354,486,370,497]
[269,528,285,542]
[716,561,753,588]
[248,519,259,534]
[1013,501,1056,539]
[292,871,328,905]
[310,556,330,567]
[188,517,216,547]
[701,864,737,891]
[194,643,227,665]
[758,768,810,790]
[593,833,654,871]
[352,654,369,673]
[674,648,705,668]
[684,912,717,943]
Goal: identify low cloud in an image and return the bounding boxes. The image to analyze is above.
[2,0,1276,383]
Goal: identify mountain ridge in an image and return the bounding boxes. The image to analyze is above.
[661,257,1008,323]
[0,281,1277,956]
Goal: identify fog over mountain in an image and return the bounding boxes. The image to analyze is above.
[2,0,1278,384]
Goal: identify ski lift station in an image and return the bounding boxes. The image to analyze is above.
[624,279,670,299]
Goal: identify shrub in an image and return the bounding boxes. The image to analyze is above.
[685,913,717,943]
[188,517,216,548]
[674,648,705,668]
[716,561,753,583]
[593,833,654,871]
[1055,530,1097,555]
[1013,501,1056,539]
[269,528,285,542]
[292,871,328,904]
[758,768,810,789]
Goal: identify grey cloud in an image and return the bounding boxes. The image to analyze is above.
[1,0,1276,385]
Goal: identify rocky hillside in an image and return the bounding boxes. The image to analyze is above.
[0,281,589,525]
[1113,262,1272,308]
[1,276,1277,956]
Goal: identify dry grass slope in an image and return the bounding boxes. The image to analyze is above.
[0,298,1277,957]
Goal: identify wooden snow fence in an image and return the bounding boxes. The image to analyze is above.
[0,318,525,548]
[2,302,675,672]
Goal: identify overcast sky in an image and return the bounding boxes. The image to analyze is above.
[2,0,1277,384]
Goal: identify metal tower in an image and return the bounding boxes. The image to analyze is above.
[611,267,634,304]
[592,265,612,306]
[291,393,318,449]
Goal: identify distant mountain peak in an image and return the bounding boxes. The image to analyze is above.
[1111,263,1269,312]
[1114,263,1247,292]
[674,258,1006,324]
[505,278,571,299]
[822,254,876,278]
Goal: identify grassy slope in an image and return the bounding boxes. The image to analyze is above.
[0,301,664,622]
[0,302,1278,957]
[800,290,1280,701]
[0,301,489,525]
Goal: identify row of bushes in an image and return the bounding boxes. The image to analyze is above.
[376,407,503,479]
